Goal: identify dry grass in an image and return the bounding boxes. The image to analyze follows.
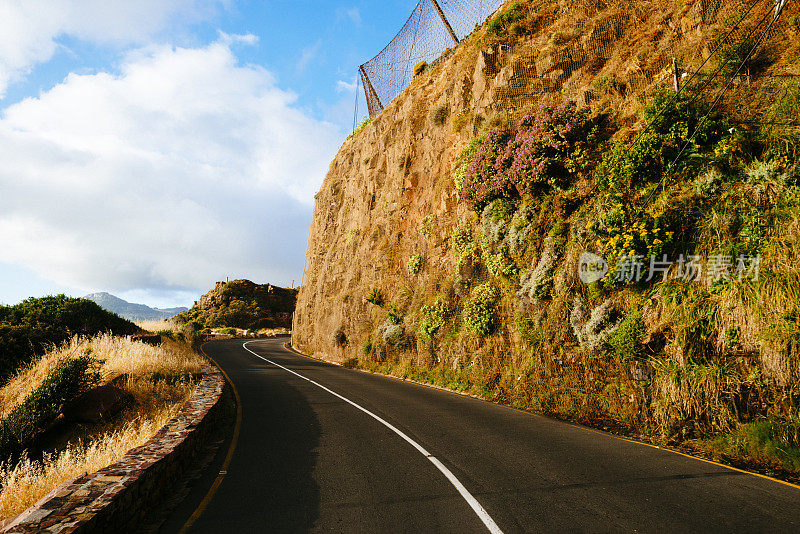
[0,334,202,420]
[0,402,184,519]
[135,318,180,333]
[0,334,204,519]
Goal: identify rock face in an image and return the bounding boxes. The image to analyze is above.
[293,3,625,358]
[177,279,296,330]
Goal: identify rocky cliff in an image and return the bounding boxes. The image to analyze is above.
[294,0,800,465]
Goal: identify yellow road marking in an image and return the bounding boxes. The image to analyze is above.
[281,341,800,492]
[179,342,243,533]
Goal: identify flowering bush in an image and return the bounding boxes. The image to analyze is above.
[461,102,596,211]
[461,128,514,211]
[504,102,597,195]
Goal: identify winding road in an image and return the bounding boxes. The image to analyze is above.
[164,338,800,533]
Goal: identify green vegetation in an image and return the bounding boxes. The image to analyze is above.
[701,418,800,472]
[481,1,525,44]
[348,116,372,140]
[176,280,296,331]
[607,310,644,360]
[418,299,449,338]
[463,283,500,337]
[592,74,614,94]
[387,305,402,325]
[0,295,137,385]
[413,61,427,76]
[365,288,384,306]
[430,103,449,126]
[419,214,435,238]
[218,327,238,335]
[406,254,423,275]
[0,353,100,461]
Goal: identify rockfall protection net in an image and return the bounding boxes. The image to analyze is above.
[359,0,506,118]
[358,0,797,124]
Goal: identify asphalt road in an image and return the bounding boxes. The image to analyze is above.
[168,338,800,533]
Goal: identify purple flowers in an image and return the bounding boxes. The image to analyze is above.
[461,101,596,211]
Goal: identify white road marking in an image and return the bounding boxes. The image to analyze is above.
[242,341,504,534]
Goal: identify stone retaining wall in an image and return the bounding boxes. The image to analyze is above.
[1,364,226,533]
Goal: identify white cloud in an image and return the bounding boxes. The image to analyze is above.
[0,0,225,96]
[336,79,357,93]
[335,7,362,26]
[296,39,322,73]
[0,36,342,296]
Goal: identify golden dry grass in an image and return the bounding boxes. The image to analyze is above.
[135,317,179,332]
[0,334,204,519]
[0,334,202,420]
[0,402,184,519]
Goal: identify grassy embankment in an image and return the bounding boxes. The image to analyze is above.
[0,334,204,519]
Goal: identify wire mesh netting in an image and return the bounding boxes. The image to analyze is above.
[360,0,506,118]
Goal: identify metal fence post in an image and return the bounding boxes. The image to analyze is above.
[359,65,384,118]
[430,0,460,45]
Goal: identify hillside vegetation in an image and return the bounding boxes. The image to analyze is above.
[177,279,297,333]
[295,0,800,478]
[0,334,203,519]
[0,296,138,386]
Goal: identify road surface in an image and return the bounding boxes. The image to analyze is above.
[166,338,800,533]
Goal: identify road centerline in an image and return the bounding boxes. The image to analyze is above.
[241,340,504,534]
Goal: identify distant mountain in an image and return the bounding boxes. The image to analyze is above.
[83,292,188,323]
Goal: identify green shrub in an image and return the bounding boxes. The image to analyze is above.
[419,214,435,238]
[333,327,347,347]
[592,74,613,94]
[482,237,519,278]
[387,305,402,325]
[361,339,373,355]
[453,134,486,191]
[482,0,525,42]
[219,327,238,335]
[644,88,728,160]
[607,310,644,360]
[419,299,449,338]
[348,116,372,140]
[463,283,500,337]
[452,224,479,261]
[406,254,423,275]
[0,295,137,385]
[365,288,384,306]
[414,61,427,76]
[342,357,359,369]
[1,353,101,458]
[430,104,449,126]
[595,133,662,193]
[452,224,481,284]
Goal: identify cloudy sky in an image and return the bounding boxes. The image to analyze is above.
[0,0,416,308]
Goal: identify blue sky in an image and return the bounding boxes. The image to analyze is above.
[0,0,417,308]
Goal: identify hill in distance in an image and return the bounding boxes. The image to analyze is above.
[84,292,187,323]
[176,279,296,331]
